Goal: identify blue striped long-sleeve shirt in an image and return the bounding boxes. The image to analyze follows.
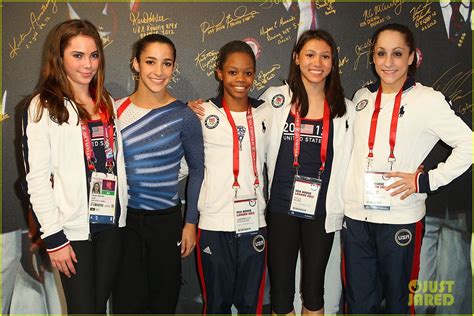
[118,98,204,224]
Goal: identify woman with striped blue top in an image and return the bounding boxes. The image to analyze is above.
[112,34,204,314]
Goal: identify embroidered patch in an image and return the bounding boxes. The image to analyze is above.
[204,115,219,129]
[252,234,265,252]
[271,94,285,108]
[356,99,368,111]
[395,229,412,246]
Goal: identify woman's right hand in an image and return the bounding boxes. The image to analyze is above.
[187,99,205,118]
[49,244,77,278]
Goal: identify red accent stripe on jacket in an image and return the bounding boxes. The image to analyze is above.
[196,229,208,315]
[409,220,424,315]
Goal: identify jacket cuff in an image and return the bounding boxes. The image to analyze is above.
[417,172,432,193]
[44,230,70,252]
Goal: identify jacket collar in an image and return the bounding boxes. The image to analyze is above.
[366,77,416,93]
[209,95,264,109]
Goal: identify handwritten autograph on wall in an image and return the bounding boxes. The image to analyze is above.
[130,11,177,37]
[260,15,298,45]
[432,64,473,118]
[353,38,373,71]
[195,49,219,77]
[315,0,336,16]
[410,0,437,31]
[258,0,281,10]
[360,0,404,28]
[9,0,58,59]
[337,47,349,74]
[200,6,259,42]
[253,64,281,91]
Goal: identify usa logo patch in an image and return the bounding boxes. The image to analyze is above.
[204,115,219,129]
[253,234,265,252]
[395,229,412,246]
[356,99,368,111]
[271,94,285,108]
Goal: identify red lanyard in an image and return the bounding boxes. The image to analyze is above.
[293,99,331,178]
[81,112,115,172]
[367,84,404,169]
[222,98,259,195]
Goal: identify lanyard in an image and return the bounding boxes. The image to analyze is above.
[293,99,331,179]
[367,84,404,170]
[81,112,115,172]
[221,98,259,196]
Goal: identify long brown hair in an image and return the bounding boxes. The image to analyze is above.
[34,19,113,124]
[287,30,346,118]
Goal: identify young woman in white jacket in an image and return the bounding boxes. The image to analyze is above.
[259,30,354,315]
[24,19,127,313]
[341,23,472,314]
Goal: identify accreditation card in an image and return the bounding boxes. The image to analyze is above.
[88,172,117,224]
[289,175,321,219]
[233,194,259,236]
[364,171,394,211]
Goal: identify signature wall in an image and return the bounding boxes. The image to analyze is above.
[2,0,472,313]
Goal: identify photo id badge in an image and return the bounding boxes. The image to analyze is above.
[89,172,117,224]
[289,175,321,219]
[233,195,259,237]
[364,171,394,211]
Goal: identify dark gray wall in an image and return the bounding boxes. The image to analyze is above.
[2,1,472,313]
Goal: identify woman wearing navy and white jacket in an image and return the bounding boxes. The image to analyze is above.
[24,20,127,314]
[195,41,272,314]
[341,23,472,314]
[259,30,354,315]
